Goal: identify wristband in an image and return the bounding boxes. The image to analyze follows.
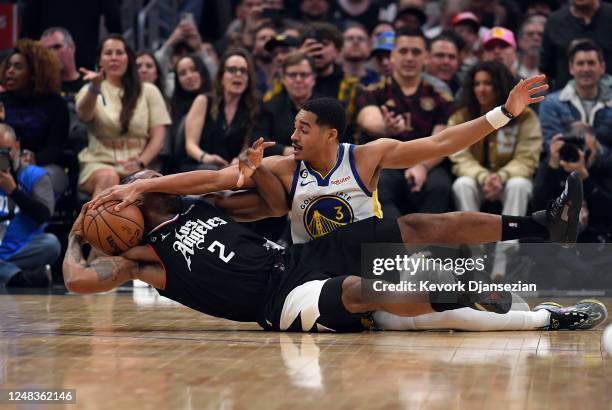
[500,105,515,119]
[485,106,511,130]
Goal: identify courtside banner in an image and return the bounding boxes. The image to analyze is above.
[361,243,612,303]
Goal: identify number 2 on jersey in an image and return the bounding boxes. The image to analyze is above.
[207,240,235,263]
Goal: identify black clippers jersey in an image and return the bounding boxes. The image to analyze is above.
[146,199,282,322]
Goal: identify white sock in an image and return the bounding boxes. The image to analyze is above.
[373,308,550,331]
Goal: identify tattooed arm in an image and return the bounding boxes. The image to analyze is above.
[62,207,164,293]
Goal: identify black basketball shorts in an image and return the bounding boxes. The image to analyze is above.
[259,217,403,332]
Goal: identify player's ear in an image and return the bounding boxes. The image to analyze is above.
[327,128,338,142]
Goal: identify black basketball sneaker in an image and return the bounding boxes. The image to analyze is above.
[534,299,608,330]
[532,171,583,246]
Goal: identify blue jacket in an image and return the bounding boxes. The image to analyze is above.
[0,165,48,259]
[539,81,612,150]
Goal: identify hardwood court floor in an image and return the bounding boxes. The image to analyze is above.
[0,290,610,410]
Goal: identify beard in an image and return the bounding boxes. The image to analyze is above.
[344,54,367,63]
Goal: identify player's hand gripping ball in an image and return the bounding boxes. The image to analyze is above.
[84,201,144,255]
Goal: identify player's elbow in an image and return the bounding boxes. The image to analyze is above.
[63,275,98,294]
[63,277,86,294]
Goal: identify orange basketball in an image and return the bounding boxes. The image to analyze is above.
[84,201,145,255]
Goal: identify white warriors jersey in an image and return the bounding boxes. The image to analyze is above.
[289,143,383,244]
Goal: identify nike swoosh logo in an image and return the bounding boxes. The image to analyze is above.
[300,181,315,187]
[161,233,170,241]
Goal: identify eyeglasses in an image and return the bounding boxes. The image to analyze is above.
[225,66,248,76]
[284,72,313,80]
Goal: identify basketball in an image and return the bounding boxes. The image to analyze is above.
[83,201,144,255]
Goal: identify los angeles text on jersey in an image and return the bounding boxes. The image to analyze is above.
[371,280,537,293]
[172,217,229,271]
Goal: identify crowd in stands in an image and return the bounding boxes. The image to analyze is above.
[1,0,611,287]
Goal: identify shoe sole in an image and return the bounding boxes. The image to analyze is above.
[577,298,608,328]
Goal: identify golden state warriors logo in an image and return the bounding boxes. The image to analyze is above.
[303,195,354,239]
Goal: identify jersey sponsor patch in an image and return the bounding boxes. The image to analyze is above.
[303,195,354,239]
[172,217,228,271]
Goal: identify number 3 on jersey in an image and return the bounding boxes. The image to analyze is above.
[207,240,235,263]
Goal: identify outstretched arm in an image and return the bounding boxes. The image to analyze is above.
[237,138,290,217]
[206,189,287,222]
[89,140,293,211]
[359,75,548,170]
[89,165,244,211]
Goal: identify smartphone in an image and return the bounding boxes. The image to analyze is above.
[311,28,325,43]
[180,12,195,23]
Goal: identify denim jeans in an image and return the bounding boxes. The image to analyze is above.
[0,233,61,284]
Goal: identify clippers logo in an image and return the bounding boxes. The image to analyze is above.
[303,195,354,239]
[172,217,228,271]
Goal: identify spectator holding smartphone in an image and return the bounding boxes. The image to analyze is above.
[155,13,218,97]
[356,27,454,217]
[296,22,360,140]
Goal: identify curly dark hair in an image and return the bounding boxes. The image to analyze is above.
[0,38,61,97]
[211,48,259,138]
[97,34,141,135]
[299,22,343,49]
[460,61,518,121]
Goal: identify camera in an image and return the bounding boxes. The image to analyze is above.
[559,132,585,163]
[0,148,12,173]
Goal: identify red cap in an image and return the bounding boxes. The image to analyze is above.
[452,12,481,28]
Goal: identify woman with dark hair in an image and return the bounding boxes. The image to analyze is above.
[136,51,167,101]
[182,48,259,171]
[76,34,171,196]
[449,61,542,276]
[0,39,69,180]
[170,53,210,125]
